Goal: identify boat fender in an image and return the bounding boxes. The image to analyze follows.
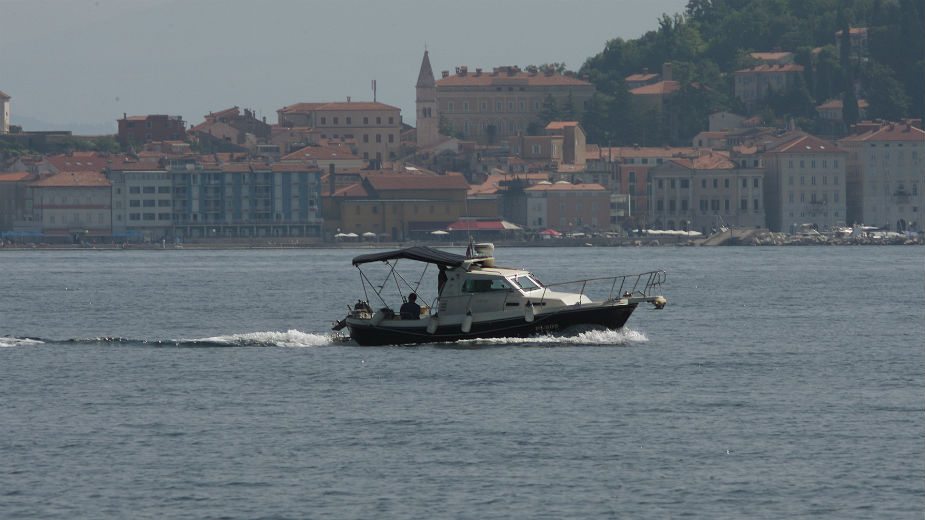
[653,296,668,309]
[371,309,387,326]
[461,310,473,333]
[426,314,439,334]
[525,301,535,323]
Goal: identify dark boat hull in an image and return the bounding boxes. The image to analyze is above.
[347,303,639,346]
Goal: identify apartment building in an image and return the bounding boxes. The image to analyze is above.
[840,122,925,231]
[168,159,323,240]
[524,182,609,231]
[733,64,804,108]
[117,114,186,147]
[648,152,765,234]
[434,65,594,143]
[30,171,112,240]
[277,101,401,164]
[762,133,847,232]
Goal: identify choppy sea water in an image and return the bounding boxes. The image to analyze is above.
[1,246,922,519]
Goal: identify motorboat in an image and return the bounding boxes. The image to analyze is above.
[333,243,667,346]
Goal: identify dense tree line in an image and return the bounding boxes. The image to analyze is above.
[562,0,924,145]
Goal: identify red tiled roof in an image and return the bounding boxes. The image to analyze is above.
[840,122,925,143]
[735,64,804,74]
[280,145,360,162]
[526,182,606,192]
[271,163,321,173]
[46,152,111,173]
[749,52,793,61]
[769,134,842,153]
[667,152,736,170]
[31,171,110,188]
[630,80,680,95]
[625,73,659,82]
[0,171,33,182]
[816,98,869,110]
[544,121,580,130]
[447,219,520,231]
[280,101,400,113]
[327,182,369,198]
[366,173,469,191]
[436,69,592,87]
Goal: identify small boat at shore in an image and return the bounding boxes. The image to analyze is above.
[333,243,667,346]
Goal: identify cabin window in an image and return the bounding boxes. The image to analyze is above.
[511,276,541,291]
[462,279,510,293]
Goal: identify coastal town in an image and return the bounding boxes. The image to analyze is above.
[1,27,922,247]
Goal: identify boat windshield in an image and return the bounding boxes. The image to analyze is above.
[511,275,542,291]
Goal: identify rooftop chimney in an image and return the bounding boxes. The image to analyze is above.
[347,96,351,103]
[442,70,449,78]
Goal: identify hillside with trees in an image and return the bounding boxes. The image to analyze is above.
[572,0,924,146]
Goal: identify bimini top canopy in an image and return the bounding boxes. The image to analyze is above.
[352,246,469,268]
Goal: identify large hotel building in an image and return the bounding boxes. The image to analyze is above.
[417,52,594,145]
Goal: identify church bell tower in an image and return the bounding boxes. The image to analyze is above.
[415,50,439,148]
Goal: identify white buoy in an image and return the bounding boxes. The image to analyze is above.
[426,315,439,334]
[525,301,535,322]
[461,310,473,333]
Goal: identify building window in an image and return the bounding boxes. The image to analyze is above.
[129,186,140,194]
[321,117,326,125]
[680,179,689,188]
[376,134,382,143]
[388,134,394,143]
[388,117,394,124]
[742,178,747,188]
[130,200,141,207]
[333,117,339,124]
[741,199,748,210]
[754,178,759,188]
[363,117,369,124]
[363,134,369,143]
[724,179,729,188]
[376,117,382,124]
[753,199,760,212]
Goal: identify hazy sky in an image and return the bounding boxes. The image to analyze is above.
[1,0,687,134]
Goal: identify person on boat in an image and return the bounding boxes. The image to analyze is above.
[400,293,421,320]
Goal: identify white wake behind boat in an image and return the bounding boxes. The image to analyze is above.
[333,243,667,346]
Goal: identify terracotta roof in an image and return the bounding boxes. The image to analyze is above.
[749,52,793,61]
[840,123,925,143]
[526,182,606,192]
[271,163,321,173]
[735,64,804,74]
[768,134,843,154]
[667,152,736,170]
[544,121,580,130]
[280,101,399,113]
[0,171,34,182]
[329,182,369,198]
[206,107,240,119]
[46,152,112,173]
[280,145,360,162]
[366,173,469,191]
[630,80,680,95]
[836,27,868,36]
[436,69,592,87]
[598,146,697,159]
[447,219,521,231]
[816,98,869,110]
[31,171,110,188]
[625,73,659,82]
